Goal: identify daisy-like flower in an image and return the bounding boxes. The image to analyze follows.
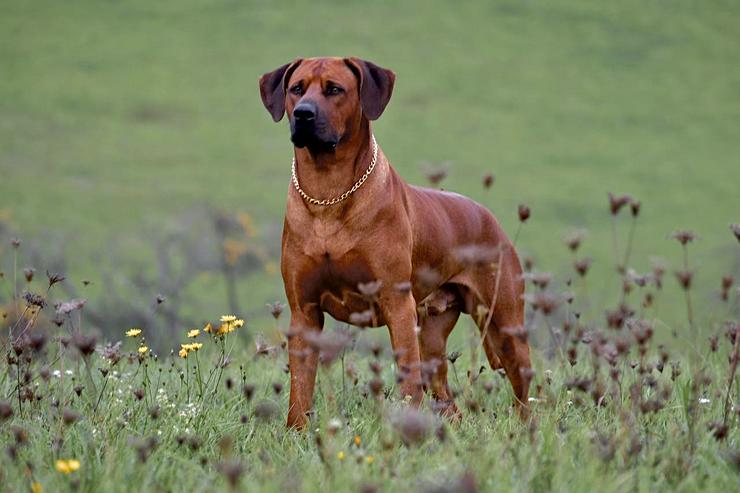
[365,456,374,464]
[138,346,149,355]
[337,451,345,461]
[220,315,237,323]
[55,459,81,474]
[31,482,42,493]
[180,343,204,355]
[203,323,213,333]
[125,328,142,337]
[354,435,362,446]
[187,329,200,338]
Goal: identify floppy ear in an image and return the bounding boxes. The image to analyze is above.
[259,59,303,122]
[344,57,395,121]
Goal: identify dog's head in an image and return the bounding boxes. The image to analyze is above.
[259,57,395,153]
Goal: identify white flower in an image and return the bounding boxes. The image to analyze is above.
[52,370,61,378]
[65,370,73,376]
[528,397,540,403]
[698,398,711,405]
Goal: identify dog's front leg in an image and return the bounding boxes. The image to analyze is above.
[381,291,424,406]
[286,305,324,430]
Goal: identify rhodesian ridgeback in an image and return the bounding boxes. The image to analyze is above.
[259,57,531,429]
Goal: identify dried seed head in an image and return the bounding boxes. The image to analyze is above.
[217,459,244,489]
[629,199,641,217]
[62,408,81,426]
[608,193,631,215]
[0,401,13,422]
[730,223,740,243]
[357,280,383,300]
[517,204,531,223]
[392,408,434,446]
[72,333,97,357]
[23,268,35,283]
[349,309,373,327]
[563,230,586,252]
[267,301,285,320]
[482,173,495,189]
[421,162,449,186]
[671,230,696,245]
[45,271,65,288]
[573,257,592,277]
[674,270,694,290]
[253,400,279,421]
[22,291,46,308]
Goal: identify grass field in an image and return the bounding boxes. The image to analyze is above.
[1,0,739,491]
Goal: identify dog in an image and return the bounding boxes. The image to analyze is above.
[259,57,531,429]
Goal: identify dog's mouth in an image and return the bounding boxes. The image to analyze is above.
[290,120,339,153]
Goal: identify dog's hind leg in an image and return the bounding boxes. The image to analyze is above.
[458,246,532,419]
[418,305,461,419]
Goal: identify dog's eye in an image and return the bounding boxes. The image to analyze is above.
[290,84,303,96]
[326,85,344,96]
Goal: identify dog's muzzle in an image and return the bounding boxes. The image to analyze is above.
[290,101,339,151]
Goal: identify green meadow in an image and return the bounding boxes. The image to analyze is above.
[0,1,739,491]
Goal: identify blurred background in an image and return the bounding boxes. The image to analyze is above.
[1,0,738,350]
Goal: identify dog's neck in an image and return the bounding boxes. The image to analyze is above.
[292,120,375,209]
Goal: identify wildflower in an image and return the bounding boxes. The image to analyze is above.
[327,418,342,436]
[608,193,631,215]
[203,323,213,333]
[55,459,81,474]
[517,204,531,222]
[179,348,189,359]
[31,482,42,493]
[126,328,142,337]
[138,346,149,355]
[337,451,346,461]
[221,315,237,323]
[671,230,696,245]
[698,398,711,405]
[482,173,495,189]
[187,329,200,338]
[731,224,740,243]
[354,435,362,446]
[267,301,285,320]
[366,455,375,464]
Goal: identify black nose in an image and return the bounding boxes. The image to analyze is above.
[293,102,316,121]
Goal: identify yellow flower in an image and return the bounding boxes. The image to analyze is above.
[220,315,237,323]
[55,459,81,474]
[337,451,345,461]
[203,323,212,333]
[138,346,149,355]
[179,348,189,358]
[31,482,43,493]
[354,435,362,446]
[233,319,245,328]
[365,455,374,464]
[125,328,142,337]
[187,329,200,338]
[181,343,203,352]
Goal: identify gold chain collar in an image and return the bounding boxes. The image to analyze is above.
[291,135,378,206]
